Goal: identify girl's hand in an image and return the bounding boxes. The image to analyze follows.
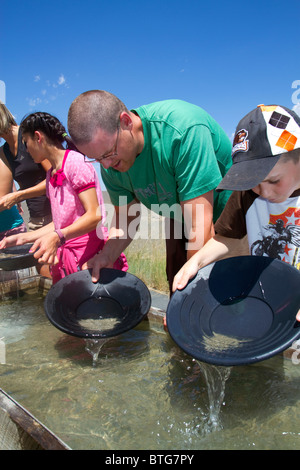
[0,233,29,250]
[30,231,60,265]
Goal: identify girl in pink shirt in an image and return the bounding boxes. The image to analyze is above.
[0,112,128,283]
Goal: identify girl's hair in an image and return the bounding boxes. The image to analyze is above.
[20,112,79,152]
[0,101,17,134]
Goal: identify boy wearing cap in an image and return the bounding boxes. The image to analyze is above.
[173,104,300,320]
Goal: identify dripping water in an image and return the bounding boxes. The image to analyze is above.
[196,361,232,430]
[84,338,111,366]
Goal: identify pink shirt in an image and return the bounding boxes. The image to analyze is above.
[46,150,106,236]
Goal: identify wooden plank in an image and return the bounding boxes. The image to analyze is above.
[0,389,71,450]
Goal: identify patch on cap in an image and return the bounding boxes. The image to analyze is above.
[261,105,299,154]
[232,129,249,156]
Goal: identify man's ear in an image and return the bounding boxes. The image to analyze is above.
[119,111,133,131]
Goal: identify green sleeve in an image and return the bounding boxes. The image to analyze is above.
[174,125,224,202]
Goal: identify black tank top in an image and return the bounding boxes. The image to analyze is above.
[3,129,51,218]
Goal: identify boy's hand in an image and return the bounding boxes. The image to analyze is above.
[172,256,199,292]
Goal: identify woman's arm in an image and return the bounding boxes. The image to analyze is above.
[0,151,50,211]
[0,148,14,198]
[0,180,47,211]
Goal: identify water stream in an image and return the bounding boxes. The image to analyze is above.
[196,361,232,431]
[84,338,112,366]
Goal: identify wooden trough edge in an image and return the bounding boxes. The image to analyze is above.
[0,388,71,450]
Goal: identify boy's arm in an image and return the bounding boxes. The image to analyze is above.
[172,234,239,291]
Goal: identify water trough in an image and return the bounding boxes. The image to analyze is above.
[1,266,300,450]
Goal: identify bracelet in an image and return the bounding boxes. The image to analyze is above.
[54,229,66,246]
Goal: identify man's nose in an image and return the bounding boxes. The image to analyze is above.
[100,157,114,169]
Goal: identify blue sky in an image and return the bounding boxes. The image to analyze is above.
[1,0,300,146]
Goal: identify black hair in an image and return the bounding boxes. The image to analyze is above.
[20,112,79,152]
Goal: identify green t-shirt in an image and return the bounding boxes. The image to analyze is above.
[101,100,232,222]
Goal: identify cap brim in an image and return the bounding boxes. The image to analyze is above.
[216,154,281,192]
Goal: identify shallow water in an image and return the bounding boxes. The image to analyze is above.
[1,292,300,450]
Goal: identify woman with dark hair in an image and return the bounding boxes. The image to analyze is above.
[0,112,127,283]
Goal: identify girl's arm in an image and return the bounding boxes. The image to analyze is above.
[0,222,54,250]
[59,187,101,241]
[29,188,101,265]
[172,234,240,291]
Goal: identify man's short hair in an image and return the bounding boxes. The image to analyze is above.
[68,90,129,144]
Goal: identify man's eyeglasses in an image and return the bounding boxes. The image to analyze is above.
[85,124,120,163]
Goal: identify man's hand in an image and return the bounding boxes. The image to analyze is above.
[82,250,114,283]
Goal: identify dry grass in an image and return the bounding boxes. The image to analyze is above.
[124,237,169,293]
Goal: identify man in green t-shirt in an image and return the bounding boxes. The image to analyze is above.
[68,90,232,292]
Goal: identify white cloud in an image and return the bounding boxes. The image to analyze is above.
[27,73,69,109]
[57,74,66,85]
[27,97,42,107]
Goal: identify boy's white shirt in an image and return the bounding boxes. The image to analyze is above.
[246,194,300,269]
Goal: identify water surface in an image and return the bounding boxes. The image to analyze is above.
[1,292,300,450]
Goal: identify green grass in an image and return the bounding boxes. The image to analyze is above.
[124,238,169,293]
